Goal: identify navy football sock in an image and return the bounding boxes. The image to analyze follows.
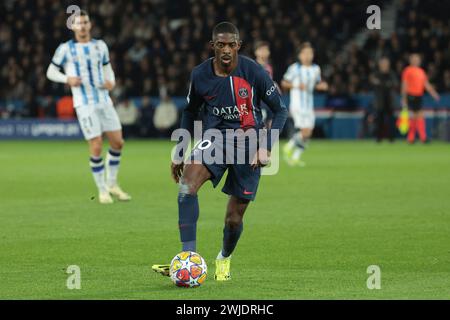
[178,193,199,252]
[182,240,196,252]
[221,223,243,258]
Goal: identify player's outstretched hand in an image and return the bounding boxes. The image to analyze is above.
[316,81,329,91]
[433,93,440,102]
[101,80,115,91]
[251,148,271,169]
[171,161,184,183]
[67,77,82,87]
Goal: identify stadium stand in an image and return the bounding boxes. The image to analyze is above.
[0,0,449,140]
[1,0,384,113]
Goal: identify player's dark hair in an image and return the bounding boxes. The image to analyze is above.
[78,10,89,17]
[212,22,239,40]
[298,42,313,54]
[71,9,89,24]
[254,40,269,52]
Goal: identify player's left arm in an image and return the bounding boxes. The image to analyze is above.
[254,66,288,166]
[314,66,328,91]
[99,41,115,91]
[102,64,116,91]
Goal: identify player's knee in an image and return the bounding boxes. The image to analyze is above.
[179,179,199,196]
[90,138,103,156]
[301,130,311,139]
[111,138,124,150]
[180,166,207,195]
[225,212,243,229]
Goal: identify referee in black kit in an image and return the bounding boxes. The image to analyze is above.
[370,57,398,142]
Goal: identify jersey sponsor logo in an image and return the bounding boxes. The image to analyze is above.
[238,88,248,98]
[212,104,249,120]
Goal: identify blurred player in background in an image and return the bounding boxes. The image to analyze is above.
[152,22,287,281]
[46,11,131,204]
[282,42,328,166]
[254,41,274,128]
[401,53,440,144]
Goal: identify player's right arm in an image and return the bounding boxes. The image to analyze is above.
[281,64,299,91]
[46,43,81,87]
[180,77,203,133]
[171,71,204,183]
[47,64,81,87]
[281,79,296,90]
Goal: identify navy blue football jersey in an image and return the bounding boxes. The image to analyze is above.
[181,55,287,143]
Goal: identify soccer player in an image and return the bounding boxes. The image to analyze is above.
[401,53,440,143]
[46,10,131,204]
[152,22,288,281]
[281,42,328,166]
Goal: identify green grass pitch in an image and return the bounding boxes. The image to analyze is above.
[0,139,449,299]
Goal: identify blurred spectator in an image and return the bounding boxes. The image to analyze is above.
[0,0,386,107]
[40,96,57,118]
[370,57,398,142]
[127,40,148,64]
[22,93,39,118]
[110,78,126,101]
[139,96,156,137]
[0,0,449,124]
[153,96,178,137]
[56,96,75,120]
[360,102,376,139]
[116,98,139,138]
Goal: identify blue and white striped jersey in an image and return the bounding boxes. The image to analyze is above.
[283,63,321,112]
[51,39,112,107]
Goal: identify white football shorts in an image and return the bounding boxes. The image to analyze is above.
[75,102,122,140]
[290,104,315,129]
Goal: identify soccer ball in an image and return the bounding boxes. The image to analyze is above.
[170,251,207,288]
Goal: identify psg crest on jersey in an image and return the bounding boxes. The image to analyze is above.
[238,88,248,98]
